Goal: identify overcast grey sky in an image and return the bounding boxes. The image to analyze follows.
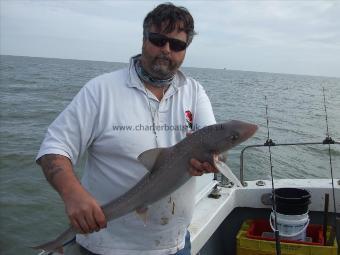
[1,0,339,77]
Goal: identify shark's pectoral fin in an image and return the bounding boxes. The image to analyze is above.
[138,147,166,171]
[213,158,243,187]
[218,152,228,163]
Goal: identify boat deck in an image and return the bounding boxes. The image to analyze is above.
[190,179,340,254]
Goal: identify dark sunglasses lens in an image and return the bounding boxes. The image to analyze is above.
[148,34,167,47]
[148,33,187,52]
[169,39,187,52]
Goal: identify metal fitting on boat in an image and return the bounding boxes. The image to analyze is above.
[256,180,266,186]
[208,184,222,199]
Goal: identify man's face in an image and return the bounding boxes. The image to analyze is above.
[141,23,188,80]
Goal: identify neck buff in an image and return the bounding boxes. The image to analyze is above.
[133,55,175,88]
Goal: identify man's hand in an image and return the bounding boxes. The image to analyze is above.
[37,154,107,234]
[63,187,107,234]
[186,131,219,176]
[188,158,219,176]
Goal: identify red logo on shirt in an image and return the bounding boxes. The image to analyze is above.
[185,110,193,129]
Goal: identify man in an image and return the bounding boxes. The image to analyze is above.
[37,3,217,255]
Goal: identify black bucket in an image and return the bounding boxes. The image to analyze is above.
[274,188,311,215]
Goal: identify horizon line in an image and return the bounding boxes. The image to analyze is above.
[1,54,339,79]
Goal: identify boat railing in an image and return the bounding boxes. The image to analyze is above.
[239,139,340,186]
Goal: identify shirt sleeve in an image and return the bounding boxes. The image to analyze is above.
[193,82,216,130]
[36,81,99,165]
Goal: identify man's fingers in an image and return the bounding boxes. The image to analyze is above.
[78,217,91,233]
[71,216,88,234]
[203,162,219,173]
[188,167,203,176]
[93,207,107,230]
[85,213,100,233]
[203,162,213,172]
[69,216,85,234]
[189,158,219,175]
[190,158,205,172]
[69,209,105,234]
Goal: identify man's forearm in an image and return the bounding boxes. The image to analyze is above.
[37,154,82,198]
[37,154,107,233]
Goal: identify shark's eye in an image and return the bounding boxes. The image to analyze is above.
[231,134,239,141]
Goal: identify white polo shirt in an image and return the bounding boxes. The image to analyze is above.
[37,56,216,255]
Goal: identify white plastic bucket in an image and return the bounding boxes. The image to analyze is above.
[270,211,309,241]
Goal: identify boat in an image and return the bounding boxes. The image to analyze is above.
[38,138,339,255]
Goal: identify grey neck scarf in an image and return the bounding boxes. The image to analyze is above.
[133,55,175,88]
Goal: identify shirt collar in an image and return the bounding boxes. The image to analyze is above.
[126,54,187,90]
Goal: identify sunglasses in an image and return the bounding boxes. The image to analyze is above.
[146,32,188,52]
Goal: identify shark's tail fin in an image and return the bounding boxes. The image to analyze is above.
[31,227,76,253]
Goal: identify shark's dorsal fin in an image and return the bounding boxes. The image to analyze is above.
[138,148,166,171]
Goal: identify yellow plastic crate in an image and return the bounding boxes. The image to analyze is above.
[236,221,338,255]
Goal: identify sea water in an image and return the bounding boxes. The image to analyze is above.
[1,55,339,254]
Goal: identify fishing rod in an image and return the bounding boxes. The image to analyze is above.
[264,96,281,255]
[322,87,339,249]
[322,87,337,215]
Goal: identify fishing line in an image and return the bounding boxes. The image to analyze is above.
[264,96,281,255]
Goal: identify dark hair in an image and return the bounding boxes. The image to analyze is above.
[143,2,197,45]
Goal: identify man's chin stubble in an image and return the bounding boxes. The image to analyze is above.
[152,65,174,79]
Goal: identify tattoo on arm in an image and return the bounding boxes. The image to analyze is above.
[39,154,70,188]
[46,166,64,183]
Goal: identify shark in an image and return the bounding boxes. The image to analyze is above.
[32,120,258,253]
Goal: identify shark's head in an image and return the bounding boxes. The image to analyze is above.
[200,120,258,153]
